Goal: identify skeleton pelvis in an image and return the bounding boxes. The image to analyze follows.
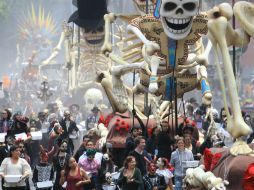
[140,72,198,99]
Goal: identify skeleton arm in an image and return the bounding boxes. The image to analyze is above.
[41,31,65,65]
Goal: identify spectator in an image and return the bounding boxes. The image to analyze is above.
[143,162,167,190]
[33,146,54,190]
[11,113,31,140]
[78,149,101,190]
[117,156,142,190]
[36,112,50,149]
[157,122,174,161]
[86,106,100,130]
[146,127,159,159]
[99,153,118,186]
[0,132,15,164]
[17,140,31,164]
[59,110,79,155]
[129,136,147,175]
[74,135,91,162]
[156,157,174,190]
[60,156,90,190]
[170,137,194,190]
[0,145,31,190]
[78,140,103,164]
[0,109,12,133]
[52,140,71,190]
[124,126,141,158]
[183,133,200,160]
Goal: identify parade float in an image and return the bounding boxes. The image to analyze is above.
[97,0,254,189]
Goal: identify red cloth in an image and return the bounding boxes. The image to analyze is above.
[243,163,254,190]
[98,113,114,127]
[203,148,222,171]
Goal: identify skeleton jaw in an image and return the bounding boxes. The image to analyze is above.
[161,17,193,40]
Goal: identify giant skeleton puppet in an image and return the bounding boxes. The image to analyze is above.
[101,0,212,120]
[68,0,109,112]
[101,1,254,189]
[184,2,254,190]
[41,0,109,112]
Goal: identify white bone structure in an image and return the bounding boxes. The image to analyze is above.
[160,0,200,40]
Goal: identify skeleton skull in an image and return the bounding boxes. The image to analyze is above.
[160,0,200,40]
[84,88,103,112]
[133,0,156,15]
[81,27,105,48]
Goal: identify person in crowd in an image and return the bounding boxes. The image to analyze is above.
[86,106,100,130]
[99,153,118,186]
[129,136,147,176]
[60,156,91,190]
[17,140,31,164]
[60,110,79,155]
[156,157,174,190]
[52,140,71,190]
[29,118,41,168]
[125,126,140,158]
[74,135,91,162]
[183,133,200,160]
[157,121,174,161]
[0,109,13,133]
[78,140,103,164]
[146,127,159,160]
[143,162,167,190]
[11,112,31,139]
[36,111,50,149]
[0,145,31,190]
[32,146,54,190]
[0,132,15,164]
[69,104,83,124]
[102,172,119,190]
[170,136,194,190]
[117,156,142,190]
[79,149,101,190]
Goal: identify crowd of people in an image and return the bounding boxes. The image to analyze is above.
[0,99,253,190]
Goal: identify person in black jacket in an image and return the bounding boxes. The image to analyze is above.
[129,136,147,176]
[143,162,167,190]
[0,132,15,164]
[59,110,79,155]
[74,135,91,162]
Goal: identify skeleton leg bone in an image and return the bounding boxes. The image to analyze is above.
[208,15,253,155]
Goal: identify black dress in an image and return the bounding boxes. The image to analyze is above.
[52,153,71,190]
[117,168,143,190]
[32,162,54,190]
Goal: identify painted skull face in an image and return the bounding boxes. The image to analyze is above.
[105,172,112,183]
[156,158,164,167]
[133,0,156,15]
[159,0,200,40]
[60,142,68,152]
[148,163,157,174]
